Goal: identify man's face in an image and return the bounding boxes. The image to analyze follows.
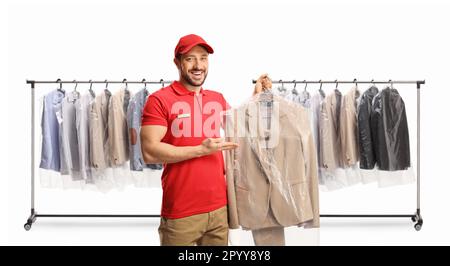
[175,45,209,87]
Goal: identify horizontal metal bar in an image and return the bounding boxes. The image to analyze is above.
[36,214,161,218]
[34,214,414,218]
[26,80,173,84]
[252,80,425,85]
[320,214,413,218]
[27,80,426,85]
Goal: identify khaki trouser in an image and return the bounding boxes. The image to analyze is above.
[158,206,228,246]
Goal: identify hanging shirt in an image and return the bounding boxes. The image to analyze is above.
[39,89,65,172]
[59,92,82,180]
[75,92,95,181]
[126,88,163,171]
[141,81,228,219]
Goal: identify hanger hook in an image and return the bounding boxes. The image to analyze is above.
[123,78,128,89]
[293,80,297,90]
[160,79,164,87]
[319,79,323,90]
[371,79,375,86]
[303,80,308,91]
[73,80,77,91]
[142,78,147,89]
[335,79,338,89]
[353,78,358,87]
[56,78,62,90]
[89,79,93,90]
[105,79,108,89]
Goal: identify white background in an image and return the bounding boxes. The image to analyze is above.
[3,0,450,245]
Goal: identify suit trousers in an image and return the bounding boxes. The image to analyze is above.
[251,207,285,246]
[252,227,285,246]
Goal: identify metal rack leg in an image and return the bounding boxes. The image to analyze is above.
[412,81,423,231]
[25,81,36,231]
[24,209,37,231]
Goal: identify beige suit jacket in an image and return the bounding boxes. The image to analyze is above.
[89,90,111,170]
[225,95,320,230]
[319,90,343,170]
[108,89,131,166]
[340,87,360,167]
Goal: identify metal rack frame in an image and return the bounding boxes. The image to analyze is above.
[24,79,424,231]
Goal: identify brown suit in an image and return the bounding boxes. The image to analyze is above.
[340,87,360,167]
[319,88,360,170]
[225,95,320,232]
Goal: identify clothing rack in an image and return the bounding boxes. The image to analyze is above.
[254,79,424,231]
[24,79,424,232]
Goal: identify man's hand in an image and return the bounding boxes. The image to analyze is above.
[253,73,273,95]
[199,138,238,156]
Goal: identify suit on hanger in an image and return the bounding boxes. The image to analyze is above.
[357,86,378,169]
[340,87,360,167]
[225,95,320,232]
[89,90,111,170]
[108,88,132,166]
[371,88,411,171]
[319,90,343,170]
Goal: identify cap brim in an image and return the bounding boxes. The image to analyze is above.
[179,42,214,55]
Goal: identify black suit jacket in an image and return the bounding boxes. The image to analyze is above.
[370,88,411,171]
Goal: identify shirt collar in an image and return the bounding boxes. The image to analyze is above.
[171,80,207,96]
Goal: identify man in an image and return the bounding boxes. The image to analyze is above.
[140,33,269,246]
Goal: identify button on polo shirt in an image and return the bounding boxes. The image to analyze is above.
[142,81,229,219]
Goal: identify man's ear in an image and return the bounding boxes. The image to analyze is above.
[173,57,181,69]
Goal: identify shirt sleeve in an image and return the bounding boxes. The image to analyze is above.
[141,94,168,127]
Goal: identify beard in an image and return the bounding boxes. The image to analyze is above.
[180,65,208,87]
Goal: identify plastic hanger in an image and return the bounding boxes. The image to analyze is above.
[353,78,358,88]
[104,79,111,97]
[319,80,325,97]
[123,78,129,92]
[89,80,95,98]
[69,80,80,103]
[334,79,342,96]
[56,78,65,94]
[292,80,298,95]
[142,78,147,91]
[301,80,310,102]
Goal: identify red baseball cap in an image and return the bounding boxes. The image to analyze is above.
[174,34,214,58]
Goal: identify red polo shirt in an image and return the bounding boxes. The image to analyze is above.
[142,81,229,219]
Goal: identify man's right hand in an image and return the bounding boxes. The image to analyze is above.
[199,138,238,156]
